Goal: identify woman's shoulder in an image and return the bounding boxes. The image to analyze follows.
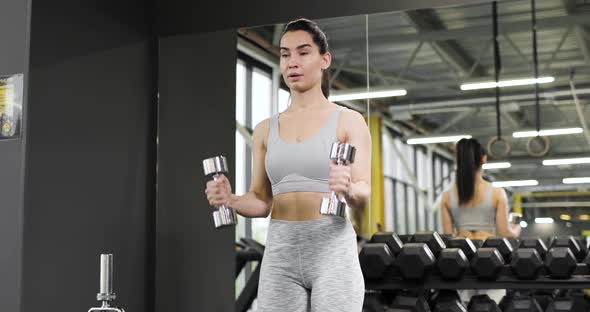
[335,105,367,128]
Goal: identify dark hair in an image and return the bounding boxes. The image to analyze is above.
[282,18,331,98]
[455,138,487,205]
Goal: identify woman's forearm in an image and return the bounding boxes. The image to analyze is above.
[229,192,271,218]
[345,181,371,211]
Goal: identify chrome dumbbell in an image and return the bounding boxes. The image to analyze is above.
[203,155,238,228]
[88,254,125,312]
[320,142,356,218]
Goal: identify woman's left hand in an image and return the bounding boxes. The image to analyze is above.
[329,163,352,198]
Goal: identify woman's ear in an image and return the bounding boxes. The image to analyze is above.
[482,155,488,164]
[321,51,332,70]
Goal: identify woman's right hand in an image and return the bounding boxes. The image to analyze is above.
[205,174,233,208]
[510,223,522,237]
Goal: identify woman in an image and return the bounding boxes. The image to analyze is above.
[205,18,371,312]
[441,138,521,241]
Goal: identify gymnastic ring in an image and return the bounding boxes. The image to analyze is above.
[487,136,511,159]
[526,135,551,157]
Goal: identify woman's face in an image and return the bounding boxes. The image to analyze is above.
[279,30,330,94]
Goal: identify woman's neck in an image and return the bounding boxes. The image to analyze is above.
[474,169,484,184]
[288,84,329,112]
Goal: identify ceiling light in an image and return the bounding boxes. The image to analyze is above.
[329,89,407,102]
[460,76,555,91]
[535,217,554,224]
[520,220,528,228]
[543,157,590,166]
[492,180,539,187]
[560,214,571,221]
[407,135,471,145]
[482,162,511,170]
[579,214,590,221]
[513,127,583,138]
[563,177,590,184]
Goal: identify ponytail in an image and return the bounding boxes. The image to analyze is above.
[455,139,485,205]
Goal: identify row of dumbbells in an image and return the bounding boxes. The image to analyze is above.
[364,289,590,312]
[359,231,590,281]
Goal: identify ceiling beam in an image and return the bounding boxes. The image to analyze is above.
[330,13,590,45]
[403,9,486,77]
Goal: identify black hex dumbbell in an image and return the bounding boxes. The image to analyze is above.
[467,294,501,312]
[510,248,544,280]
[359,232,403,280]
[430,289,466,312]
[437,237,478,280]
[545,247,578,279]
[550,236,584,262]
[396,243,437,280]
[471,248,505,280]
[411,231,447,257]
[501,293,543,312]
[388,290,431,312]
[447,237,478,260]
[437,248,469,280]
[545,290,590,312]
[518,237,548,259]
[471,239,484,249]
[483,237,514,262]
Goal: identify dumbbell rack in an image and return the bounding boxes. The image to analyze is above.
[362,232,590,291]
[366,265,590,290]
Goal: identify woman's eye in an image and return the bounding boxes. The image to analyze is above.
[281,54,289,58]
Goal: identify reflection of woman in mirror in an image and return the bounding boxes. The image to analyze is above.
[205,18,370,311]
[440,138,521,241]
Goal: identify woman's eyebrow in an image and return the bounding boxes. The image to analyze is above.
[279,44,312,51]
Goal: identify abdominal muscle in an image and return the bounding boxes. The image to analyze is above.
[270,192,329,220]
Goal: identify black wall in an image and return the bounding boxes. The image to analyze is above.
[156,30,237,312]
[157,0,494,35]
[21,1,156,312]
[0,1,29,312]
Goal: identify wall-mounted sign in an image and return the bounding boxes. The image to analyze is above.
[0,74,23,139]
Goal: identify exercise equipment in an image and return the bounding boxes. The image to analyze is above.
[203,155,238,228]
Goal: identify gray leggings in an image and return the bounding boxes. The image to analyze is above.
[257,217,364,312]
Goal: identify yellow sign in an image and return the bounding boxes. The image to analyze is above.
[0,84,15,114]
[0,74,23,139]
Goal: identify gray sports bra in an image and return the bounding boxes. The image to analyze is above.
[265,107,344,196]
[449,184,496,232]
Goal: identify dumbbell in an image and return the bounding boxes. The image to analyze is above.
[482,237,513,262]
[471,248,505,280]
[471,239,484,249]
[545,290,590,312]
[549,236,585,262]
[437,237,478,280]
[411,232,447,257]
[544,247,577,279]
[437,248,469,280]
[399,234,413,244]
[519,237,548,259]
[510,247,543,280]
[396,243,436,280]
[388,290,430,312]
[467,294,501,312]
[363,291,387,312]
[503,296,543,312]
[440,234,455,246]
[359,232,403,280]
[394,232,445,280]
[430,289,467,312]
[203,156,237,228]
[508,237,546,280]
[320,142,355,218]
